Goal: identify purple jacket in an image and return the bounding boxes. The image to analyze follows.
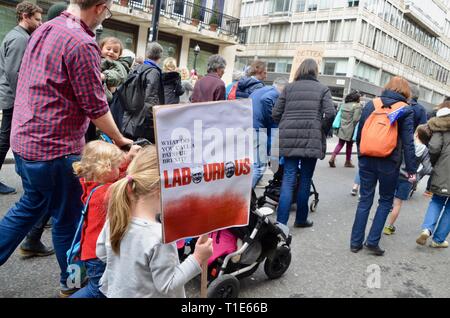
[191,72,226,103]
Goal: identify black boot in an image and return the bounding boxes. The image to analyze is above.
[19,239,55,258]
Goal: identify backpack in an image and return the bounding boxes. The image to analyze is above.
[112,65,156,140]
[360,98,407,157]
[66,185,102,286]
[227,82,239,100]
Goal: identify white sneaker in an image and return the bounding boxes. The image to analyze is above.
[430,240,449,248]
[416,229,431,246]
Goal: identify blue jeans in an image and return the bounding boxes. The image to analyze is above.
[351,157,399,248]
[0,154,82,286]
[422,195,450,244]
[71,258,106,298]
[276,157,317,225]
[252,128,270,188]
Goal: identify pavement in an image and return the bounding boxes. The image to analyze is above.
[1,151,449,298]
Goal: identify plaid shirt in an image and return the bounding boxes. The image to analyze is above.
[11,12,109,161]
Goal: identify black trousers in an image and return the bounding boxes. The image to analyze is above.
[0,108,13,171]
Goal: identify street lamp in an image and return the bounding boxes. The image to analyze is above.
[193,44,200,73]
[95,24,103,44]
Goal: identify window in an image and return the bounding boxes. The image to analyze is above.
[328,20,342,42]
[273,0,291,12]
[354,61,378,84]
[432,92,444,104]
[249,27,258,43]
[324,62,336,75]
[269,24,290,43]
[316,21,328,41]
[348,0,359,7]
[359,20,368,44]
[308,0,318,11]
[419,86,432,102]
[259,25,269,43]
[303,22,315,42]
[322,58,348,76]
[295,0,306,11]
[380,71,393,86]
[267,62,276,72]
[291,23,302,42]
[384,2,391,22]
[341,19,356,41]
[318,0,331,9]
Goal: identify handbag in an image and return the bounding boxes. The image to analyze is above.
[66,185,102,284]
[332,106,343,129]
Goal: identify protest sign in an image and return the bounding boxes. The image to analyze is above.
[153,99,253,244]
[289,46,324,82]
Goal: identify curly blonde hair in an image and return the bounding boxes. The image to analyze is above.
[73,141,124,182]
[163,57,177,72]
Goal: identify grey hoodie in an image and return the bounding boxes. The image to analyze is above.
[399,142,432,181]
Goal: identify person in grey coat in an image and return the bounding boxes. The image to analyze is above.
[329,91,362,168]
[272,59,336,227]
[416,102,450,248]
[0,2,42,195]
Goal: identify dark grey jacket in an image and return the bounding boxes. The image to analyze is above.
[0,26,30,110]
[272,76,336,159]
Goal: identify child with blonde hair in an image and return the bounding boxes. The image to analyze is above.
[99,37,133,102]
[70,140,140,298]
[97,146,213,298]
[162,57,185,104]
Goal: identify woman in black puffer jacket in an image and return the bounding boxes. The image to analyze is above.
[272,59,336,227]
[162,57,185,105]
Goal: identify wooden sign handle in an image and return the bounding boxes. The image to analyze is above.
[198,235,209,298]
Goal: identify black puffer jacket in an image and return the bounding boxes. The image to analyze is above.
[272,76,336,159]
[162,71,185,104]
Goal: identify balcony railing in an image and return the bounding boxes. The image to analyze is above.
[113,0,241,38]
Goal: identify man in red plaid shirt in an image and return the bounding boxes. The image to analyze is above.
[0,0,132,297]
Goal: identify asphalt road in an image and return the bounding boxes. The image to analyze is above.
[1,155,449,298]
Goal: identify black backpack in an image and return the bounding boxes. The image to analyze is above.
[110,65,154,139]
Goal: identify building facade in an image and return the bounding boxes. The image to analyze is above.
[237,0,450,109]
[0,0,243,83]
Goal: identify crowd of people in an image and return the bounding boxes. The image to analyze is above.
[0,0,449,298]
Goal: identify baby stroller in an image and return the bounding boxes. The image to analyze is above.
[178,192,292,298]
[257,164,320,213]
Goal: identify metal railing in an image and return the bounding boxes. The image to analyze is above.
[162,0,240,37]
[112,0,241,38]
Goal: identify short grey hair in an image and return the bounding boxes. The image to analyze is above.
[410,85,420,100]
[207,54,227,73]
[146,42,163,61]
[294,58,318,81]
[273,77,289,90]
[232,70,245,81]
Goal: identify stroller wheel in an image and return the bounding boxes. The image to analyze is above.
[264,245,291,279]
[310,200,318,213]
[207,274,240,298]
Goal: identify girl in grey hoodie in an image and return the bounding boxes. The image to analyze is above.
[383,124,433,235]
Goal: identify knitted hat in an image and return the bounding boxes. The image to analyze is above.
[47,2,68,21]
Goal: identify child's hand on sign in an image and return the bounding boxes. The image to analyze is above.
[193,235,213,266]
[126,145,142,161]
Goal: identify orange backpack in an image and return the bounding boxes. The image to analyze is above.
[360,98,407,157]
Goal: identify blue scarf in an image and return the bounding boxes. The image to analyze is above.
[144,59,161,71]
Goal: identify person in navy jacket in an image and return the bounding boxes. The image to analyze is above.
[250,77,288,188]
[350,76,417,256]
